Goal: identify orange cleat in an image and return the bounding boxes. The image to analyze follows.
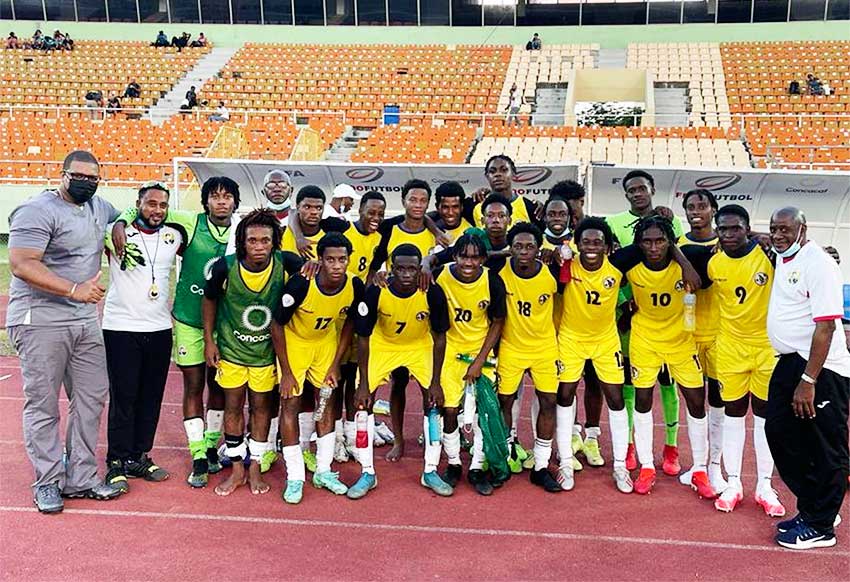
[755,487,786,518]
[691,470,718,499]
[662,444,680,476]
[626,443,637,471]
[634,467,657,495]
[714,487,743,512]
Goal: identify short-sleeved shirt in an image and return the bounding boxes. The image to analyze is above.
[7,190,118,326]
[274,274,364,343]
[767,241,850,377]
[433,265,507,353]
[355,283,450,351]
[370,215,436,271]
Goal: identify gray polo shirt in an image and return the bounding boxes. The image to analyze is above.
[7,189,119,326]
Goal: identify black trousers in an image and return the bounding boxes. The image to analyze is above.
[765,352,849,533]
[104,329,173,463]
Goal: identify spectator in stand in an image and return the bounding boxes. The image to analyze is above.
[208,101,230,122]
[789,80,801,95]
[172,32,191,52]
[153,30,169,47]
[506,91,521,126]
[31,29,44,50]
[185,86,198,109]
[41,34,56,51]
[822,81,832,96]
[531,33,542,50]
[106,95,121,116]
[6,32,20,49]
[123,80,141,100]
[62,33,74,51]
[84,89,104,120]
[191,33,207,48]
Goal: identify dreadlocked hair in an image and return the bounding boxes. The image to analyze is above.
[235,208,283,261]
[633,214,676,245]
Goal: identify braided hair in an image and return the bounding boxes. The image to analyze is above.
[235,208,283,261]
[452,233,488,260]
[633,215,676,246]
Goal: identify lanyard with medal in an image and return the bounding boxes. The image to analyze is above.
[137,226,161,300]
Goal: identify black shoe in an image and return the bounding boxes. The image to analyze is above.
[187,458,210,488]
[530,468,562,493]
[206,447,223,474]
[63,482,123,500]
[488,470,509,488]
[442,464,462,489]
[105,459,129,494]
[125,455,169,482]
[468,469,494,496]
[33,482,64,513]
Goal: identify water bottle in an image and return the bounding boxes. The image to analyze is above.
[427,406,441,447]
[313,384,334,421]
[683,292,697,332]
[355,410,369,449]
[462,382,476,433]
[559,243,573,284]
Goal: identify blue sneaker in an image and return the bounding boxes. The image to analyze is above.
[346,472,377,500]
[775,522,836,550]
[282,480,304,504]
[778,513,842,533]
[420,471,453,497]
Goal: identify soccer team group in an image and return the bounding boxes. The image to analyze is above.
[108,155,799,513]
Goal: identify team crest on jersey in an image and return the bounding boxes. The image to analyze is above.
[538,293,550,305]
[241,305,273,332]
[603,277,616,289]
[630,365,639,380]
[555,360,564,375]
[163,232,176,245]
[674,280,685,292]
[416,311,429,321]
[177,345,188,357]
[478,299,490,311]
[753,272,769,286]
[787,271,800,285]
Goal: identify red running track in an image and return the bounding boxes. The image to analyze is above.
[0,357,847,581]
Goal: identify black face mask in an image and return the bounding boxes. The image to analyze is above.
[67,178,98,204]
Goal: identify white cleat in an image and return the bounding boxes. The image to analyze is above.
[714,486,743,513]
[709,464,729,494]
[613,467,633,494]
[374,422,395,444]
[557,466,575,491]
[755,485,786,518]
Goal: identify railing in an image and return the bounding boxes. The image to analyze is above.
[0,159,190,187]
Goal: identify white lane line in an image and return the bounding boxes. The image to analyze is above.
[0,374,11,381]
[2,505,847,557]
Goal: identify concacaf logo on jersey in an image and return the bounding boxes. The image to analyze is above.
[241,305,273,332]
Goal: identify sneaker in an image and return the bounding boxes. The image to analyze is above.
[582,438,605,467]
[63,482,122,500]
[775,522,837,550]
[778,514,841,533]
[282,480,304,504]
[442,464,462,489]
[530,468,562,493]
[186,458,209,488]
[662,445,680,476]
[312,471,348,495]
[522,455,536,470]
[690,471,718,499]
[206,447,222,474]
[572,456,583,472]
[33,482,63,514]
[421,471,454,496]
[714,486,743,513]
[302,450,317,473]
[105,459,129,494]
[634,467,657,495]
[613,467,633,493]
[556,465,575,491]
[708,463,728,493]
[755,486,786,518]
[373,432,386,447]
[468,469,494,496]
[625,443,637,471]
[374,422,395,444]
[260,450,278,474]
[507,451,523,474]
[334,437,350,463]
[571,433,584,455]
[346,472,377,500]
[125,455,169,482]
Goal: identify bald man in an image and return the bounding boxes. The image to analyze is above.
[766,207,849,550]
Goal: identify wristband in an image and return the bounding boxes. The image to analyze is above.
[68,283,78,298]
[801,372,817,385]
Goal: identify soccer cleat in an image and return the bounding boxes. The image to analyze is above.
[572,456,583,472]
[690,471,718,499]
[312,471,348,495]
[625,443,637,471]
[105,459,129,494]
[530,468,562,493]
[421,471,454,496]
[125,455,169,482]
[582,438,605,467]
[778,514,841,534]
[556,465,575,491]
[373,432,386,447]
[468,469,494,496]
[346,472,377,500]
[714,486,743,513]
[374,422,395,444]
[334,438,350,463]
[522,455,536,470]
[708,464,728,493]
[514,441,530,462]
[507,448,524,474]
[775,522,837,550]
[612,467,633,494]
[206,447,222,474]
[186,458,209,488]
[260,450,279,474]
[571,433,584,455]
[302,450,317,473]
[442,464,462,489]
[662,445,681,476]
[282,480,304,504]
[678,467,694,486]
[33,482,63,514]
[755,487,786,518]
[633,467,657,495]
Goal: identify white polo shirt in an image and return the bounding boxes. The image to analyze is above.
[767,240,850,378]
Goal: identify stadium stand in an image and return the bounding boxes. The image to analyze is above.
[350,122,477,164]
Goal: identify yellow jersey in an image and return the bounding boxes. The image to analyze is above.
[372,218,436,271]
[707,243,774,346]
[346,223,381,282]
[627,260,691,348]
[442,218,474,246]
[473,194,535,227]
[434,265,507,353]
[679,235,719,342]
[498,259,558,351]
[275,274,361,344]
[560,254,623,341]
[281,226,325,260]
[355,283,450,351]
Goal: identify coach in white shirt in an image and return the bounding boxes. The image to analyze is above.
[323,183,360,221]
[102,182,183,493]
[765,207,849,550]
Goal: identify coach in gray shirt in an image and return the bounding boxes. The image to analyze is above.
[8,150,123,513]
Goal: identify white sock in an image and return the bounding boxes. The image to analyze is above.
[722,414,745,490]
[358,414,376,475]
[183,417,205,443]
[608,408,629,470]
[572,423,582,437]
[585,426,601,440]
[343,419,356,446]
[634,410,654,469]
[686,411,708,473]
[282,444,305,482]
[708,405,724,471]
[315,432,335,474]
[556,404,576,468]
[530,391,540,441]
[268,416,280,449]
[298,412,316,451]
[443,428,461,465]
[470,417,485,470]
[248,438,269,463]
[205,409,223,434]
[753,415,775,488]
[533,437,553,471]
[423,416,442,473]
